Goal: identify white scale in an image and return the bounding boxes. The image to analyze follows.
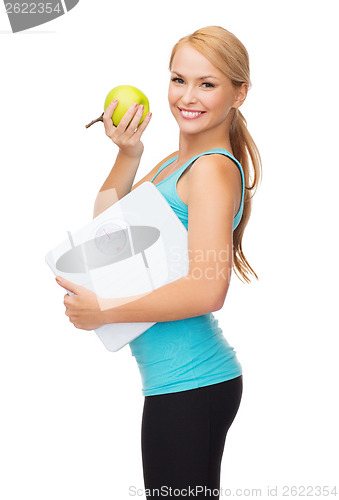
[45,182,189,352]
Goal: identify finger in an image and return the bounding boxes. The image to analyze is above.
[103,99,119,119]
[63,294,72,307]
[124,105,146,136]
[56,276,78,294]
[116,102,140,132]
[132,111,152,139]
[103,100,119,135]
[103,117,116,138]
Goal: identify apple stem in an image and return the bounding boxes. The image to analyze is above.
[85,112,104,129]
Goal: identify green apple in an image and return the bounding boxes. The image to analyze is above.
[85,85,150,129]
[104,85,149,127]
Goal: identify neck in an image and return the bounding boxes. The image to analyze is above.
[174,122,234,167]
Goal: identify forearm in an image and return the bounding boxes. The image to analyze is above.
[93,150,141,218]
[98,274,222,324]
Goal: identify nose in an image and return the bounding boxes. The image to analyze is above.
[181,85,198,105]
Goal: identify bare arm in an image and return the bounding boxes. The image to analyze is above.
[99,274,220,324]
[93,100,151,218]
[93,150,142,218]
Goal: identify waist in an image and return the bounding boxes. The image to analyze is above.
[129,313,220,360]
[129,313,242,396]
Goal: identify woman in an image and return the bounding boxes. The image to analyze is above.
[58,25,262,500]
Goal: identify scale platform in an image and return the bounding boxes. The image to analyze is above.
[45,182,189,351]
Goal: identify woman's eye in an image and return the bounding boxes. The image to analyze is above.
[170,78,214,88]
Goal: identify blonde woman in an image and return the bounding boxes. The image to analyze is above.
[58,25,262,500]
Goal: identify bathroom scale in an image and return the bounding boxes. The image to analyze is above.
[45,181,189,352]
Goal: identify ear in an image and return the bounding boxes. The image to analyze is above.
[232,83,248,110]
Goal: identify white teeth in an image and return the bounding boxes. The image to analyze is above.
[180,110,202,117]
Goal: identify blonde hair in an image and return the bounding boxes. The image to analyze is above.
[169,26,262,284]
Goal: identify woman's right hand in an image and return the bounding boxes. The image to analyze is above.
[103,100,152,159]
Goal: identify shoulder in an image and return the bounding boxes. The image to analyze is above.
[156,150,179,167]
[187,153,242,212]
[189,153,242,181]
[148,150,178,176]
[131,150,179,191]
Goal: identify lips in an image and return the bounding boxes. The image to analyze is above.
[178,107,206,119]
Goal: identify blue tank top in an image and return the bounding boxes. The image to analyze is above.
[129,148,244,396]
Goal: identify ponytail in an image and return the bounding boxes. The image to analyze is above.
[230,109,262,283]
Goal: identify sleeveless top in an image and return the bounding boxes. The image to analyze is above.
[129,148,244,396]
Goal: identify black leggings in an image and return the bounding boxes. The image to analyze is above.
[141,375,243,499]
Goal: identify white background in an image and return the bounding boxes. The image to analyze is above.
[1,0,338,498]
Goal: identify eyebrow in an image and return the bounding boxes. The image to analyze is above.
[171,71,219,81]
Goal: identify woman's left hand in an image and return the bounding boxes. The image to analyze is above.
[55,276,105,330]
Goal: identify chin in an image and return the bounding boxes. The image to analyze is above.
[176,123,199,133]
[178,120,207,134]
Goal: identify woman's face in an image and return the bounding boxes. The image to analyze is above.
[168,43,243,136]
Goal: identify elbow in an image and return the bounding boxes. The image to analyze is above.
[211,284,229,312]
[210,296,224,312]
[186,272,229,314]
[199,286,228,314]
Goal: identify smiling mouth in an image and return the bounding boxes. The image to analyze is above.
[178,107,206,119]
